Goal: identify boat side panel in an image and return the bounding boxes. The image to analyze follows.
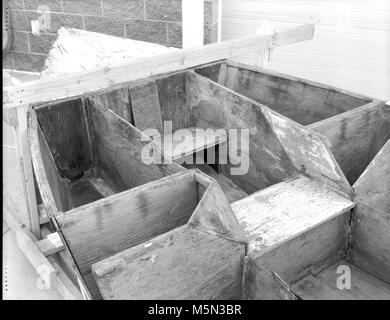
[58,171,198,299]
[255,212,350,284]
[349,140,390,283]
[309,101,387,184]
[35,99,93,180]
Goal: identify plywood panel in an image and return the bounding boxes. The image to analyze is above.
[36,99,92,180]
[92,226,245,299]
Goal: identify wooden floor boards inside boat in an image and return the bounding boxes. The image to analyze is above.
[292,260,390,300]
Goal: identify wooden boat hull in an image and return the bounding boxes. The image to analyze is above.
[28,61,389,300]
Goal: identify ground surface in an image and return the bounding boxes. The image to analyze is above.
[3,69,62,299]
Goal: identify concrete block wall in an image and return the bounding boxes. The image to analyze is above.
[3,0,219,72]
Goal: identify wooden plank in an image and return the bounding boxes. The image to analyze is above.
[3,24,314,108]
[38,204,49,225]
[90,88,133,124]
[245,259,296,300]
[308,101,385,184]
[354,139,390,212]
[92,225,245,299]
[58,171,198,298]
[35,99,92,180]
[231,176,354,258]
[157,73,193,132]
[160,127,227,160]
[36,232,65,256]
[129,81,163,133]
[256,213,350,284]
[221,61,371,126]
[189,180,247,244]
[264,110,352,196]
[29,110,70,215]
[14,105,40,238]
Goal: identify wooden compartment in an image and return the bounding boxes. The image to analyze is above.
[196,61,389,184]
[92,69,351,203]
[29,97,184,213]
[238,141,390,300]
[58,170,246,299]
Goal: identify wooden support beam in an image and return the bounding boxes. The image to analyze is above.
[36,232,65,256]
[12,104,41,238]
[3,24,314,109]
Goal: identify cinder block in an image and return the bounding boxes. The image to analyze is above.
[167,22,182,48]
[103,0,144,19]
[24,0,62,12]
[145,0,182,22]
[10,10,83,32]
[11,31,29,52]
[7,0,24,9]
[13,52,46,72]
[10,10,39,31]
[48,13,84,31]
[62,0,102,16]
[126,20,167,45]
[3,55,15,70]
[29,33,57,54]
[85,16,125,37]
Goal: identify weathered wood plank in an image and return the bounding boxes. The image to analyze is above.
[35,99,92,180]
[354,139,390,212]
[245,259,296,300]
[90,88,133,124]
[160,127,227,161]
[309,101,386,184]
[232,176,354,259]
[256,213,350,284]
[4,24,315,108]
[129,81,163,133]
[189,180,247,244]
[157,73,193,132]
[29,110,70,214]
[221,61,370,126]
[92,225,245,300]
[186,71,297,194]
[36,232,65,256]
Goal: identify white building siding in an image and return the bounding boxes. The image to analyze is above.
[222,0,390,100]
